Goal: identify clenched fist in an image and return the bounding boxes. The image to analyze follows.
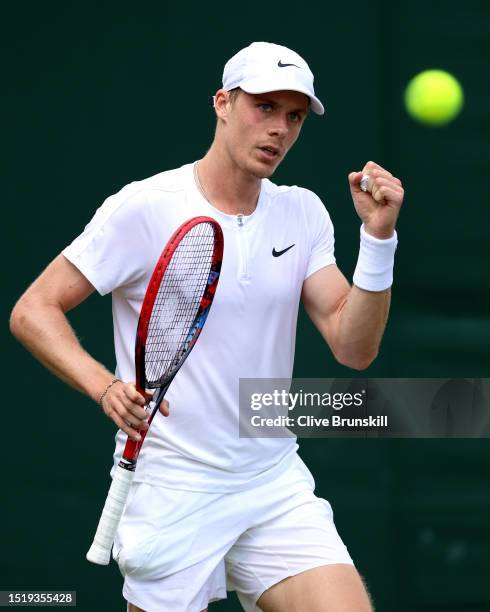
[348,161,404,240]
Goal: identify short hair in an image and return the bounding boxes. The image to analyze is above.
[227,87,240,104]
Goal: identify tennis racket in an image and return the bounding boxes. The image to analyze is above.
[86,216,224,565]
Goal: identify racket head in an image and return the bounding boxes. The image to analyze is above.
[135,216,223,395]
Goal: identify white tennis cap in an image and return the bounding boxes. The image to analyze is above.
[222,42,324,115]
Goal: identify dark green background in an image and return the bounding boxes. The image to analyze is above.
[4,1,489,610]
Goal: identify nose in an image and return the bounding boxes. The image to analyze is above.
[267,116,289,139]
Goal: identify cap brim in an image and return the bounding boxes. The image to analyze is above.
[238,77,325,115]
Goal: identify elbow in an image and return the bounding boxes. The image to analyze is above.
[335,350,378,371]
[10,300,30,342]
[348,358,375,371]
[10,303,24,340]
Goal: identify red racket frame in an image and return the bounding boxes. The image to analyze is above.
[123,216,223,464]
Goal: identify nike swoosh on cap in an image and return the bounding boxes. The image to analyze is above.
[272,244,295,257]
[277,60,301,68]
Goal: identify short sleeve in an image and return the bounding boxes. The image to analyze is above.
[62,187,153,296]
[304,191,336,279]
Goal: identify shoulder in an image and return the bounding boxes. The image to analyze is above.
[114,163,191,205]
[91,163,193,226]
[262,179,331,219]
[132,163,192,196]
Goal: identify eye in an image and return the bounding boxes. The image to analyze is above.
[258,103,273,112]
[288,111,302,123]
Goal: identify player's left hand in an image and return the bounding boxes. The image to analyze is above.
[348,161,404,239]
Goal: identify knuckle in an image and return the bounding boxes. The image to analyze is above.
[123,383,135,397]
[132,407,149,421]
[128,409,141,421]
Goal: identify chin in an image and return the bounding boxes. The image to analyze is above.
[255,168,275,179]
[249,159,279,179]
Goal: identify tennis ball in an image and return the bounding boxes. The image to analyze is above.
[404,69,464,126]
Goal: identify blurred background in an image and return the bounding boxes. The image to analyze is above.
[3,1,489,610]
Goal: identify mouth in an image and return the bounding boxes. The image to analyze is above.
[258,145,281,161]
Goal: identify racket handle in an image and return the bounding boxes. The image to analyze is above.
[86,464,135,565]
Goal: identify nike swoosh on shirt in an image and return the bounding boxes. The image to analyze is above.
[272,244,295,257]
[277,60,301,68]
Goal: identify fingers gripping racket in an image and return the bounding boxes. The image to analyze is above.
[86,216,223,565]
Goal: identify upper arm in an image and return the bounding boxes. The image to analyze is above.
[14,254,96,314]
[301,264,351,349]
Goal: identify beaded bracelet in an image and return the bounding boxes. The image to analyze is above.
[99,378,122,407]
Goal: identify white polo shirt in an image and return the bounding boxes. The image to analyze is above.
[63,162,336,492]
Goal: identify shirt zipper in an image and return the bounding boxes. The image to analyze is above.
[236,214,250,281]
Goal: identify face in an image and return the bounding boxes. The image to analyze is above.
[215,89,310,179]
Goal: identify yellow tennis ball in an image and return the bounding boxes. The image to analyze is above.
[404,69,464,126]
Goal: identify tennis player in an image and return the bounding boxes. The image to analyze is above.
[10,42,403,611]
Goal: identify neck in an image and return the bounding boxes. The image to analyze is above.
[195,143,262,216]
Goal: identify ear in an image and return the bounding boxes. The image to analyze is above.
[214,89,233,122]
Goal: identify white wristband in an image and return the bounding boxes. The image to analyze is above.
[353,225,398,291]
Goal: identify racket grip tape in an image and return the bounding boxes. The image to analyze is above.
[86,465,135,565]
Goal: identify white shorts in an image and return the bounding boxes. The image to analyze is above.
[113,454,353,612]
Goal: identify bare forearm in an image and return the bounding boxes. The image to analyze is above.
[333,285,391,370]
[10,299,114,403]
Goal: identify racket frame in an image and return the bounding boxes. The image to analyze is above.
[86,216,223,565]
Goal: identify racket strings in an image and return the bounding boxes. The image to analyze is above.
[145,223,216,386]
